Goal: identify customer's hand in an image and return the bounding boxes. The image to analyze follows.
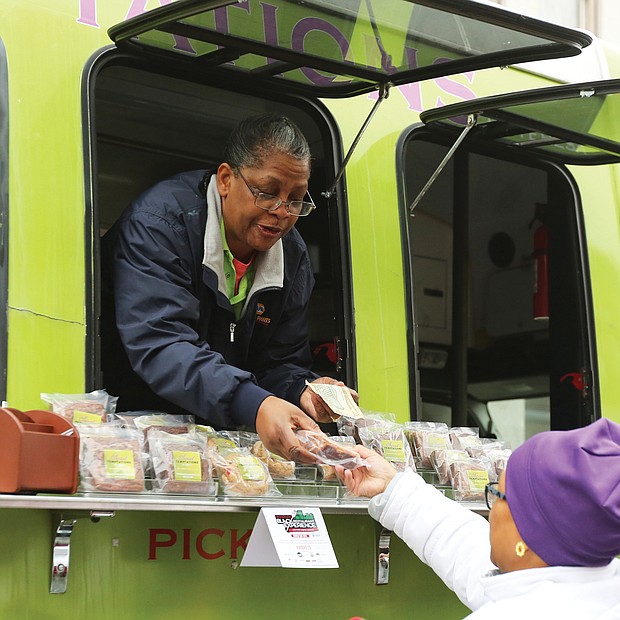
[336,445,397,498]
[299,376,360,423]
[255,395,321,463]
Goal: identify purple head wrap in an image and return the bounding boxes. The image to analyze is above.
[505,417,620,567]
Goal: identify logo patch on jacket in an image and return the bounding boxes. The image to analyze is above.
[255,302,271,325]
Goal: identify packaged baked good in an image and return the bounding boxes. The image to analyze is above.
[41,389,118,424]
[316,436,357,480]
[131,413,195,439]
[404,421,451,469]
[148,428,215,495]
[358,421,417,472]
[317,464,337,481]
[449,457,489,502]
[78,424,147,492]
[449,426,482,451]
[250,440,296,480]
[488,447,512,482]
[295,429,366,470]
[431,448,469,486]
[227,430,260,448]
[206,431,240,454]
[337,411,395,443]
[466,439,509,483]
[212,447,280,497]
[194,424,216,435]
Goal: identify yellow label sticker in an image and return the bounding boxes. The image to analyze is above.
[73,410,102,424]
[173,451,202,481]
[195,424,215,434]
[466,469,489,491]
[427,434,449,448]
[214,438,237,449]
[381,439,406,462]
[459,436,480,448]
[103,449,136,479]
[146,417,166,426]
[237,455,264,481]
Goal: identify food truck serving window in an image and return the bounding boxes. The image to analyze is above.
[400,78,620,445]
[108,0,592,98]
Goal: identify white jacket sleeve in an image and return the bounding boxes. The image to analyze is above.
[369,469,495,611]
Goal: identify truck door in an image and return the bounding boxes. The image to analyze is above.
[400,79,620,445]
[87,0,593,410]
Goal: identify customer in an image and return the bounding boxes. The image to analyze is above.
[337,418,620,618]
[101,113,353,461]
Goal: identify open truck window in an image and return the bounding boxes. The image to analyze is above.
[400,79,620,447]
[85,57,351,393]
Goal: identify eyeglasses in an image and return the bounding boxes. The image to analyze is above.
[236,168,316,217]
[485,482,506,510]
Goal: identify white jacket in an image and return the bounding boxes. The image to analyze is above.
[369,470,620,619]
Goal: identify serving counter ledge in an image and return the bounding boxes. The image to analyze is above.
[0,491,371,514]
[0,491,487,594]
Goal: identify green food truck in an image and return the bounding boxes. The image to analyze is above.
[1,0,619,618]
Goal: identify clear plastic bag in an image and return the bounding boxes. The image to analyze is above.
[295,429,366,470]
[131,413,195,437]
[358,421,417,473]
[316,436,357,480]
[449,457,489,502]
[487,447,512,482]
[250,440,296,480]
[404,421,452,469]
[78,423,147,492]
[226,430,260,449]
[41,389,118,424]
[431,448,469,486]
[148,428,215,495]
[206,430,241,454]
[211,447,281,497]
[466,440,510,483]
[336,410,395,441]
[449,426,482,451]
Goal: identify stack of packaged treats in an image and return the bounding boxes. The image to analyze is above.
[405,422,512,503]
[356,417,416,473]
[42,389,367,497]
[206,431,281,498]
[76,411,216,495]
[41,388,510,503]
[40,394,269,498]
[404,421,451,474]
[41,389,118,424]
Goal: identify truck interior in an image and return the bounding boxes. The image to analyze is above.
[87,58,352,391]
[400,133,590,445]
[399,79,620,446]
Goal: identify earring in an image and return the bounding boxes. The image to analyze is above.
[515,541,527,558]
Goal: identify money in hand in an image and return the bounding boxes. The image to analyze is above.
[305,381,364,420]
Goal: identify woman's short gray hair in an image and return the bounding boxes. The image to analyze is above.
[223,113,311,170]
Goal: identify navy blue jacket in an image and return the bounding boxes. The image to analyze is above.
[100,170,318,428]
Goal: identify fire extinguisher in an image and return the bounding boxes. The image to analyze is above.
[530,203,549,321]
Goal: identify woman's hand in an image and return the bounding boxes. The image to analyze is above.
[336,445,397,498]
